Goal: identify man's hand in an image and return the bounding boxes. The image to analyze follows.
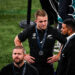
[47,47,62,64]
[47,55,59,64]
[24,54,35,63]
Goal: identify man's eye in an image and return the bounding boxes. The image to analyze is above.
[44,20,47,22]
[18,53,21,55]
[39,21,43,23]
[39,20,47,23]
[14,53,16,55]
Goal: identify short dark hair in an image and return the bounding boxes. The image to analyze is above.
[63,18,75,31]
[13,46,26,54]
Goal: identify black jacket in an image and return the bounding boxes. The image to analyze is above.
[58,0,74,20]
[0,62,39,75]
[40,0,58,25]
[56,35,75,75]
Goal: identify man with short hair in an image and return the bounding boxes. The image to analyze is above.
[14,9,66,75]
[56,18,75,75]
[0,46,39,75]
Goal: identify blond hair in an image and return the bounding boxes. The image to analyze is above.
[35,9,48,19]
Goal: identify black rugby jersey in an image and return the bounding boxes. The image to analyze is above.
[18,26,66,64]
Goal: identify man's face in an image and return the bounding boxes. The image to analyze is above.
[35,16,48,30]
[12,49,24,65]
[61,23,68,35]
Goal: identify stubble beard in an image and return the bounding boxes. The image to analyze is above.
[14,59,23,66]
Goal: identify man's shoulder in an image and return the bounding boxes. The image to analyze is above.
[26,63,39,75]
[26,63,37,70]
[1,63,13,70]
[47,25,58,33]
[23,25,35,33]
[0,63,13,74]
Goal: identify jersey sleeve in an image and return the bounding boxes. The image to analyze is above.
[52,27,67,44]
[18,28,29,42]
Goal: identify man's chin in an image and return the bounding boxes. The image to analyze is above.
[15,62,21,65]
[42,27,47,30]
[62,34,68,37]
[14,60,21,65]
[41,28,46,30]
[14,60,23,66]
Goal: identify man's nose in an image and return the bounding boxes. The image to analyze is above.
[15,54,19,56]
[42,22,45,25]
[61,28,62,31]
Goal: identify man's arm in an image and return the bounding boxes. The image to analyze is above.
[47,50,61,64]
[14,35,35,63]
[14,36,23,46]
[47,45,63,64]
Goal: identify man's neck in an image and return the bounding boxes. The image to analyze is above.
[67,32,75,40]
[69,32,75,36]
[14,62,24,68]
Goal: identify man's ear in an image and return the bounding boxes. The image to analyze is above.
[70,28,73,33]
[68,27,72,34]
